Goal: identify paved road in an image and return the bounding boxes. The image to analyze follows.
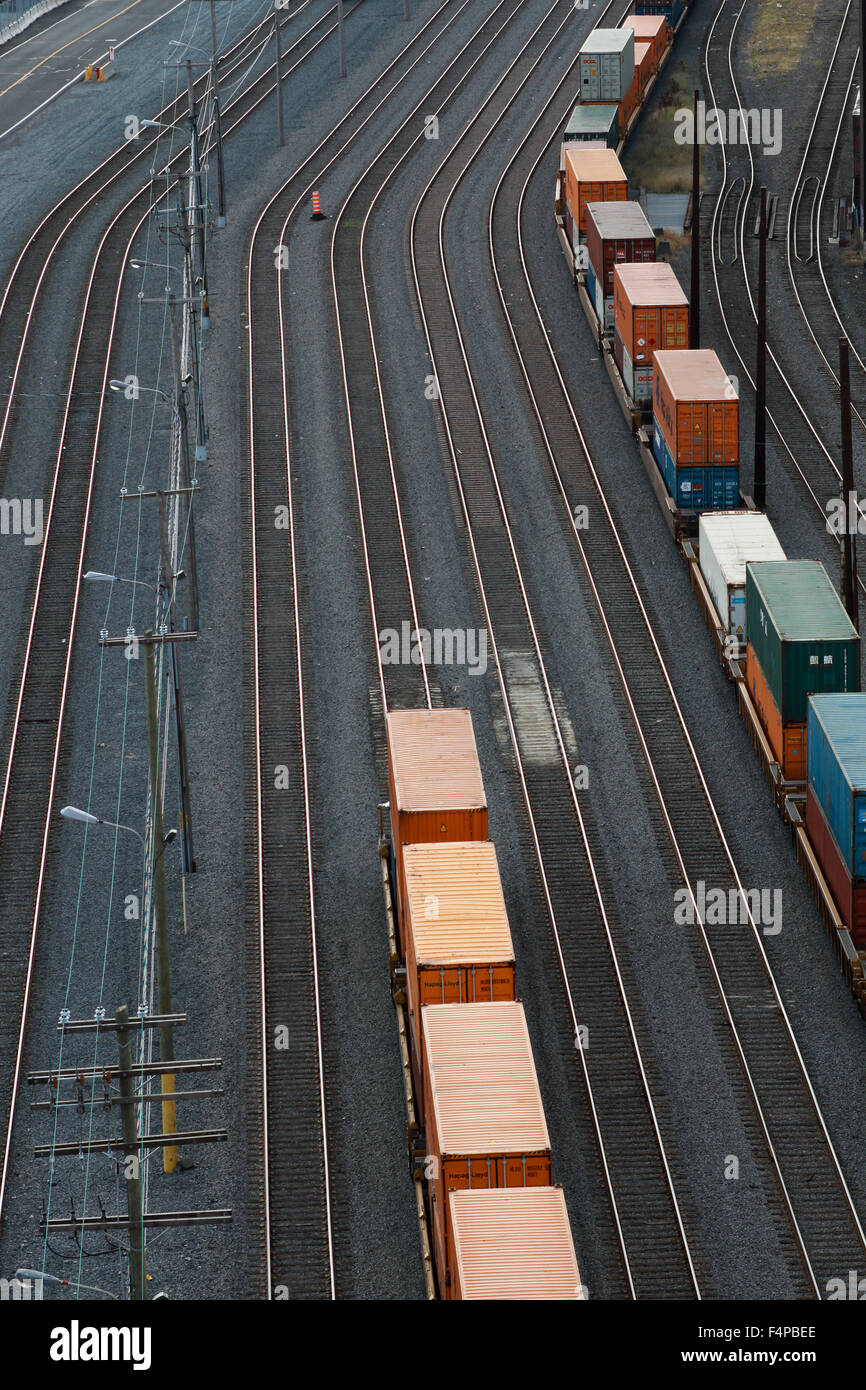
[0,0,191,138]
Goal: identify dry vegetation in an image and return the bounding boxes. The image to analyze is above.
[623,65,699,195]
[748,0,819,77]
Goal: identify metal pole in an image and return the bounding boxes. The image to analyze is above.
[840,337,859,628]
[404,0,410,18]
[860,0,866,244]
[144,634,177,1173]
[155,492,196,877]
[754,185,767,510]
[167,294,201,627]
[274,7,285,148]
[185,60,209,323]
[116,1005,146,1300]
[689,88,700,349]
[209,0,226,227]
[337,0,346,78]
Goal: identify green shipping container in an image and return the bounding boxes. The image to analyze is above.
[746,561,860,724]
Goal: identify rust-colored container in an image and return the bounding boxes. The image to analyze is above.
[422,1001,552,1298]
[585,201,655,300]
[806,785,866,947]
[653,348,739,464]
[403,842,516,1100]
[621,13,667,67]
[448,1187,584,1301]
[634,40,654,96]
[563,146,628,240]
[746,641,807,781]
[614,262,689,360]
[386,709,488,928]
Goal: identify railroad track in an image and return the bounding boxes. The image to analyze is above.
[328,0,705,1298]
[485,0,866,1295]
[243,0,522,1300]
[704,0,866,574]
[0,0,364,1239]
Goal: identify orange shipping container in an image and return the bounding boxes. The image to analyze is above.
[386,709,488,928]
[746,642,807,780]
[620,13,667,68]
[403,842,516,1091]
[422,1002,552,1298]
[614,262,689,361]
[448,1188,584,1301]
[563,146,628,240]
[634,41,654,97]
[653,348,739,465]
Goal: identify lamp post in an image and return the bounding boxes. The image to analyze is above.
[14,1268,119,1300]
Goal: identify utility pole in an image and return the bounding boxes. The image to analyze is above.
[167,293,201,626]
[209,0,227,227]
[754,185,768,510]
[116,1005,146,1300]
[185,60,209,326]
[690,88,700,349]
[274,3,286,148]
[840,336,859,628]
[860,0,866,246]
[144,631,177,1173]
[337,0,346,78]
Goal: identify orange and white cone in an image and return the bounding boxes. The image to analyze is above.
[310,190,327,221]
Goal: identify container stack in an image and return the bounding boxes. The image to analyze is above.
[697,511,786,643]
[806,694,866,944]
[579,27,638,136]
[613,262,688,403]
[562,146,629,252]
[651,348,740,509]
[585,201,655,332]
[620,12,667,68]
[745,561,861,782]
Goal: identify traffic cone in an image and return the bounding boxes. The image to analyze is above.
[310,191,327,221]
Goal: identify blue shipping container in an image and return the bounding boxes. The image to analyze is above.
[634,0,683,25]
[807,693,866,881]
[652,424,739,509]
[586,262,596,309]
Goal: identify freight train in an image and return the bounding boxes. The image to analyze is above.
[379,708,584,1300]
[553,4,866,999]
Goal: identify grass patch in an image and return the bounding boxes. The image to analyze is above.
[623,64,701,194]
[749,0,818,77]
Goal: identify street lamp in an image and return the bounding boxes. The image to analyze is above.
[84,570,158,595]
[14,1268,119,1300]
[60,805,145,846]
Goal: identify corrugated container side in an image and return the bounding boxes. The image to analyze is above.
[563,147,629,237]
[697,511,786,638]
[448,1188,583,1301]
[651,425,739,510]
[614,327,654,402]
[653,349,739,465]
[746,561,861,725]
[613,262,689,361]
[579,27,634,102]
[635,40,654,94]
[807,694,866,880]
[621,13,667,67]
[585,203,655,299]
[634,0,682,25]
[746,641,807,780]
[806,785,866,946]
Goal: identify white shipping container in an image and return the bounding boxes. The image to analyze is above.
[579,29,635,103]
[698,511,786,640]
[593,273,614,331]
[622,342,654,403]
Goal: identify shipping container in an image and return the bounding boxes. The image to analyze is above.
[386,709,488,928]
[634,40,654,97]
[422,1001,552,1298]
[586,261,597,317]
[613,262,689,398]
[746,561,861,726]
[560,102,619,164]
[620,13,667,68]
[563,147,629,243]
[448,1188,584,1301]
[746,641,806,780]
[698,511,786,639]
[579,28,634,103]
[807,694,866,882]
[634,0,683,28]
[613,327,655,403]
[652,423,739,510]
[402,841,516,1088]
[653,348,739,464]
[585,202,655,313]
[806,784,866,946]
